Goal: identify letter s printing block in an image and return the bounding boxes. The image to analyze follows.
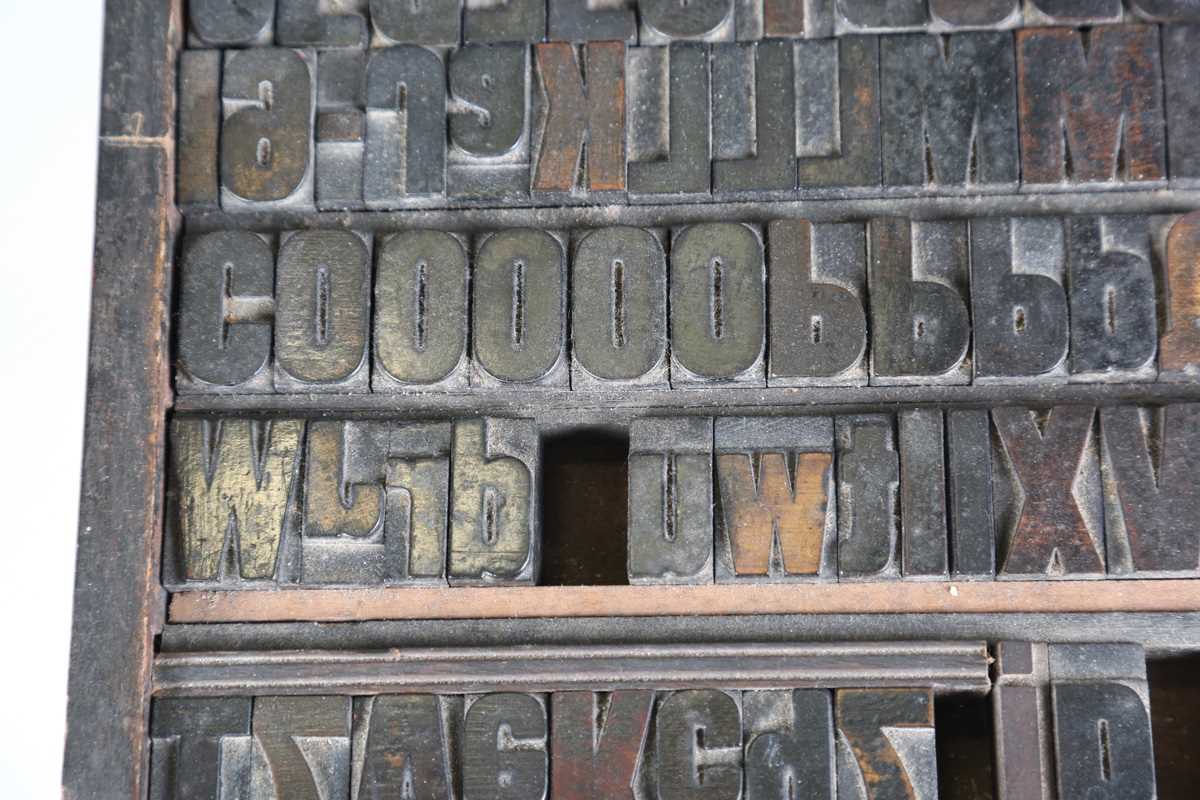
[835,688,938,800]
[1048,643,1157,800]
[176,231,276,394]
[551,690,654,800]
[628,417,715,585]
[355,695,453,799]
[373,230,471,391]
[166,418,304,588]
[188,0,274,47]
[471,229,568,388]
[655,690,743,800]
[370,0,461,46]
[991,406,1105,579]
[304,420,451,585]
[898,409,949,580]
[463,694,548,800]
[992,641,1054,800]
[1160,211,1200,380]
[273,230,372,393]
[150,697,252,800]
[868,218,971,385]
[714,416,837,583]
[670,223,766,387]
[448,418,540,585]
[570,226,669,389]
[767,219,868,387]
[1100,404,1200,577]
[448,43,531,201]
[221,48,316,211]
[247,696,351,800]
[836,414,900,581]
[743,690,835,800]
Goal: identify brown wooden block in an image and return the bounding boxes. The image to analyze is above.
[356,695,452,799]
[628,417,715,585]
[464,694,548,800]
[550,691,653,799]
[627,44,711,200]
[100,0,177,137]
[167,418,304,586]
[992,406,1105,578]
[714,416,836,582]
[992,641,1054,800]
[250,696,351,799]
[898,409,948,580]
[836,414,900,581]
[1017,25,1165,189]
[274,230,372,393]
[743,690,835,800]
[1161,211,1200,380]
[150,697,252,800]
[448,43,531,200]
[835,688,938,800]
[655,690,742,800]
[448,418,540,585]
[178,50,221,209]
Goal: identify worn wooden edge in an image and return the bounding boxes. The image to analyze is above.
[152,640,991,697]
[168,579,1200,623]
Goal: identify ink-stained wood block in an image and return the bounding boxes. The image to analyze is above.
[880,32,1018,192]
[627,44,711,200]
[834,0,927,32]
[548,0,637,42]
[176,231,276,394]
[945,410,996,579]
[370,0,461,46]
[178,50,221,209]
[570,226,669,388]
[767,219,868,387]
[1024,0,1123,24]
[448,418,541,585]
[1161,210,1200,380]
[249,696,352,800]
[835,688,938,800]
[1130,0,1200,21]
[373,230,471,391]
[221,48,316,210]
[276,0,368,46]
[166,418,304,588]
[836,415,900,581]
[654,690,743,800]
[898,409,949,580]
[640,0,736,43]
[714,416,837,582]
[448,43,531,201]
[315,49,366,211]
[303,420,451,585]
[1164,25,1200,185]
[1066,216,1158,382]
[471,229,569,387]
[743,690,835,800]
[550,690,654,799]
[992,406,1106,578]
[463,0,546,43]
[929,0,1019,28]
[1100,404,1200,577]
[273,230,372,393]
[969,217,1069,384]
[992,641,1054,800]
[355,695,453,799]
[1016,26,1166,189]
[149,697,252,800]
[627,417,715,585]
[189,0,274,47]
[867,218,971,385]
[463,694,548,800]
[101,0,177,137]
[669,223,766,387]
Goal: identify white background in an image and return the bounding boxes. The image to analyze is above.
[0,2,104,795]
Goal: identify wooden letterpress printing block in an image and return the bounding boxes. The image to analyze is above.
[364,45,446,207]
[928,0,1018,28]
[463,0,546,43]
[449,43,531,200]
[188,0,274,47]
[570,226,669,388]
[315,49,366,211]
[1024,0,1122,25]
[463,694,548,800]
[835,688,938,800]
[1016,25,1165,189]
[969,217,1069,384]
[276,0,368,46]
[991,406,1105,578]
[836,414,900,581]
[867,218,971,385]
[1130,0,1200,20]
[1160,211,1200,380]
[669,223,766,387]
[448,418,541,584]
[547,0,637,42]
[531,42,626,196]
[767,219,867,387]
[550,690,654,799]
[834,0,927,32]
[177,50,221,209]
[945,410,996,579]
[274,230,372,393]
[1100,404,1200,577]
[471,229,569,387]
[370,0,462,45]
[221,48,316,210]
[355,695,453,799]
[743,690,835,800]
[898,409,949,580]
[150,697,252,800]
[627,43,712,200]
[176,231,276,394]
[880,31,1018,192]
[166,418,304,587]
[639,0,736,43]
[628,417,715,584]
[249,696,352,799]
[1164,25,1200,185]
[655,690,743,800]
[714,416,837,582]
[373,230,471,391]
[992,641,1054,800]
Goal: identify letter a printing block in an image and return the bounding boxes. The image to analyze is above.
[654,690,743,800]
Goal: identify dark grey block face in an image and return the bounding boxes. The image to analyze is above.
[836,415,900,580]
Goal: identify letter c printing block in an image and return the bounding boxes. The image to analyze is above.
[655,690,743,800]
[463,694,548,800]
